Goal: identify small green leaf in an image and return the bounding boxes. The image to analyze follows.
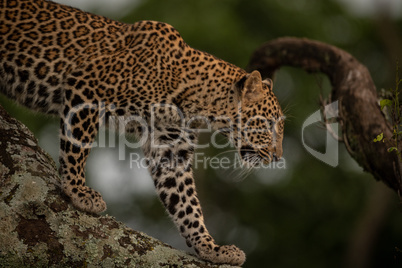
[388,147,398,153]
[380,99,393,110]
[373,133,384,142]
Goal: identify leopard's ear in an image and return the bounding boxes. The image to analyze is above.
[235,70,264,104]
[262,78,273,92]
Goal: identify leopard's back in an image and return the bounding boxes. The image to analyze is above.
[0,0,127,114]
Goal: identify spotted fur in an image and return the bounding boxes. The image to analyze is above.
[0,0,284,265]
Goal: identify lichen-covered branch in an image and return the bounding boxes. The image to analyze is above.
[0,105,237,268]
[247,37,402,195]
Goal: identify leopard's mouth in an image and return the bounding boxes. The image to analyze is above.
[239,145,281,166]
[239,145,269,166]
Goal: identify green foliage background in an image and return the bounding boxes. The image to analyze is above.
[1,0,402,267]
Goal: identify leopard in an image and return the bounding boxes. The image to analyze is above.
[0,0,284,266]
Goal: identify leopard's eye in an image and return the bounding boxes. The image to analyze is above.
[267,119,273,129]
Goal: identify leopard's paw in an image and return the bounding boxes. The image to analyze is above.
[67,186,107,213]
[197,244,246,266]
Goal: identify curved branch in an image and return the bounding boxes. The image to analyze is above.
[248,37,401,194]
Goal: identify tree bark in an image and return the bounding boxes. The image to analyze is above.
[247,37,402,195]
[0,105,237,268]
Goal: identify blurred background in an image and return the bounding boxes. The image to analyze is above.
[1,0,402,267]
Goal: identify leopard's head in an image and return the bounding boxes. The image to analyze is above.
[231,70,284,166]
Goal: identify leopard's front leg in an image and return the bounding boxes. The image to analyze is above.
[59,96,106,213]
[144,127,246,266]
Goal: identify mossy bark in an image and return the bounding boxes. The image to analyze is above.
[0,105,238,268]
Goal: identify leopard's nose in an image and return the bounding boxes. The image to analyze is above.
[273,143,283,159]
[272,144,283,161]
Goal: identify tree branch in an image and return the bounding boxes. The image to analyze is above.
[247,37,402,195]
[0,104,237,268]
